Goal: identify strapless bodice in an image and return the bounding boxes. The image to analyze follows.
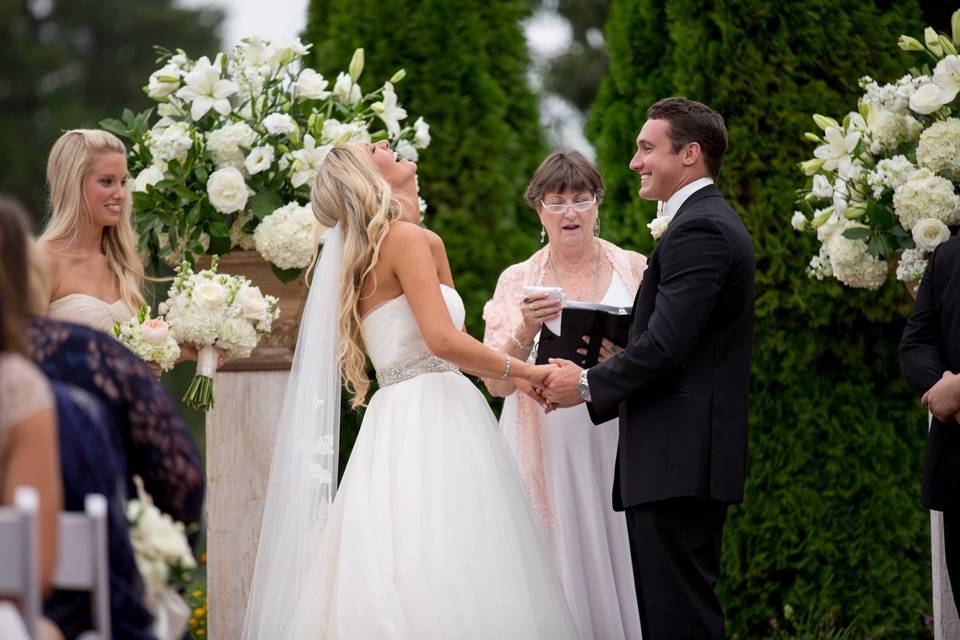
[361,285,465,385]
[47,293,134,334]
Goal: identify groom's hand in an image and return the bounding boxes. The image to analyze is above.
[922,371,960,422]
[543,358,585,409]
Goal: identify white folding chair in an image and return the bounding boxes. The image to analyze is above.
[54,494,111,640]
[0,486,41,640]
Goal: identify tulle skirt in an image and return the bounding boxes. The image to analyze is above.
[295,371,578,639]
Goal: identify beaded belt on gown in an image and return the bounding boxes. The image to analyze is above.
[375,352,460,387]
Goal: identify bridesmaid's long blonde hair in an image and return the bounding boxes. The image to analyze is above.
[311,144,405,407]
[39,129,145,310]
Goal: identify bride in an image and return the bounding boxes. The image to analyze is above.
[242,141,577,639]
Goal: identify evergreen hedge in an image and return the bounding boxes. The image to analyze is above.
[588,1,930,637]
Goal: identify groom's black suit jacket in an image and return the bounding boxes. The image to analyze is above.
[900,235,960,512]
[587,184,755,510]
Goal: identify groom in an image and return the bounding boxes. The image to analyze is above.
[543,97,755,639]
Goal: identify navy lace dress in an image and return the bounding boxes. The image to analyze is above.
[27,317,204,640]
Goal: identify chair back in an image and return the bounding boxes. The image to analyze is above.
[0,487,41,640]
[53,494,111,640]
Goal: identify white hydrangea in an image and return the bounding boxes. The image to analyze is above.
[865,155,916,199]
[218,316,259,359]
[254,202,321,269]
[134,165,165,193]
[866,109,909,153]
[917,118,960,180]
[896,248,928,283]
[113,312,181,372]
[227,57,267,101]
[147,122,193,164]
[892,168,960,230]
[206,122,257,170]
[860,76,909,114]
[807,245,833,280]
[826,232,888,289]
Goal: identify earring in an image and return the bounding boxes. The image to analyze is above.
[540,226,546,244]
[593,216,600,237]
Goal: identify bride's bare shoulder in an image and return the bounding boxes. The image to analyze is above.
[382,219,431,252]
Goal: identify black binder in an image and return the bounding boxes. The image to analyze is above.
[534,302,632,367]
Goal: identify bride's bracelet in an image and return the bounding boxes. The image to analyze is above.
[500,353,512,379]
[510,326,534,352]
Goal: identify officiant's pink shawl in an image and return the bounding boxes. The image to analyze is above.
[482,239,646,529]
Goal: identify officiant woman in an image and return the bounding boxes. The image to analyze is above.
[482,150,646,640]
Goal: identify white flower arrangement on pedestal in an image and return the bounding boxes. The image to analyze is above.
[102,39,430,282]
[794,10,960,290]
[160,257,279,410]
[113,306,181,372]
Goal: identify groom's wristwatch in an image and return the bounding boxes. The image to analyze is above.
[577,369,592,402]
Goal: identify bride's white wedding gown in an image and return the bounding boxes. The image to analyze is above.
[294,284,577,639]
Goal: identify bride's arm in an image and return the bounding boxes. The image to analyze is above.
[385,222,547,383]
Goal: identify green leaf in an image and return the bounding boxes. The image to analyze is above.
[249,191,283,219]
[208,220,231,238]
[841,227,870,240]
[187,203,203,226]
[100,118,128,137]
[867,233,891,259]
[271,264,303,283]
[194,165,209,183]
[209,235,231,257]
[865,200,895,228]
[173,186,199,203]
[898,236,917,250]
[886,224,911,238]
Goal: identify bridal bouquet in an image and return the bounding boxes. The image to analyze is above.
[793,10,960,290]
[101,37,430,282]
[126,475,195,640]
[160,257,279,410]
[113,306,181,372]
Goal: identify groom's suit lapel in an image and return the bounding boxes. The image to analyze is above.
[630,184,724,315]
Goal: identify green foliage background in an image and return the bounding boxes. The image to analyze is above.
[588,1,931,637]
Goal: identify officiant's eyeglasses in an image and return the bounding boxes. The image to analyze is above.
[539,196,597,214]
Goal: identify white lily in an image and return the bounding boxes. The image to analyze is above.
[813,127,860,175]
[933,55,960,103]
[290,135,332,188]
[371,82,407,137]
[175,55,239,121]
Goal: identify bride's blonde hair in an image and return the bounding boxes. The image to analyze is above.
[39,129,145,310]
[311,144,406,407]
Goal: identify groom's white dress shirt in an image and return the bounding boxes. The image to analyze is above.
[659,176,714,219]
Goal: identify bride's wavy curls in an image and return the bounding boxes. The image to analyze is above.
[310,144,405,407]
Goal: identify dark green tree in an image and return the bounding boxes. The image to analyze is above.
[0,0,223,223]
[304,0,546,337]
[589,1,929,637]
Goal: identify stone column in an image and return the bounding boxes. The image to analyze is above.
[205,370,288,640]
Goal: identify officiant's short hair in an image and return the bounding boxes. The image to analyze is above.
[524,150,605,210]
[647,98,728,178]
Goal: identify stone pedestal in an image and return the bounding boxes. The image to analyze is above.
[933,510,960,639]
[205,370,288,640]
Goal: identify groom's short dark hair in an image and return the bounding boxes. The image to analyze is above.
[646,98,728,178]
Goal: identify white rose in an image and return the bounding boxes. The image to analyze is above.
[237,285,268,319]
[294,68,331,100]
[207,167,250,214]
[263,113,297,136]
[911,218,952,251]
[909,82,949,115]
[134,165,165,193]
[191,280,228,311]
[245,145,274,175]
[147,63,181,100]
[811,174,833,199]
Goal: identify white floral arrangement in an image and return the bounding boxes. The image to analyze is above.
[126,476,195,640]
[113,306,181,372]
[160,257,279,410]
[126,475,196,600]
[794,10,960,290]
[101,38,430,282]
